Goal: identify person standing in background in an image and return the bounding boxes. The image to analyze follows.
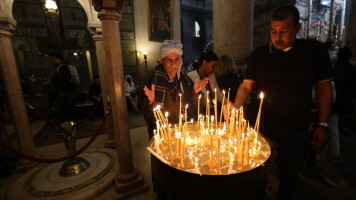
[49,52,78,125]
[215,55,241,102]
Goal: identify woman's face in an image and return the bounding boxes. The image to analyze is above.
[161,53,182,79]
[203,60,218,75]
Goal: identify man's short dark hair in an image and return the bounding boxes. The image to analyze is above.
[272,5,300,25]
[49,52,63,61]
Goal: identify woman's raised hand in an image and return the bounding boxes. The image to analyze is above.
[194,77,209,94]
[143,84,155,104]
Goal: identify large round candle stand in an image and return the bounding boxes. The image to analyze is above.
[148,122,271,199]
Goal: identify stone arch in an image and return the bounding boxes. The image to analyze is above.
[76,0,100,22]
[3,0,99,27]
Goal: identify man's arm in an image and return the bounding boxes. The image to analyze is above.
[223,80,255,119]
[312,80,333,149]
[234,80,255,107]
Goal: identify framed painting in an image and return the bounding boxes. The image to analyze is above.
[148,0,172,41]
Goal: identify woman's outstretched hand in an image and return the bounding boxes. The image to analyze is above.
[143,84,155,104]
[194,77,209,94]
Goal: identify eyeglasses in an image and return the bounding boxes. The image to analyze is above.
[164,57,181,65]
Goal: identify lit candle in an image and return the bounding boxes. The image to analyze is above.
[179,136,184,168]
[160,138,166,158]
[233,146,238,164]
[175,132,180,157]
[156,121,160,136]
[165,112,169,125]
[228,152,234,174]
[167,125,173,164]
[219,90,226,128]
[217,134,221,175]
[153,108,158,121]
[206,91,209,120]
[194,157,200,174]
[255,92,264,134]
[226,89,231,129]
[154,134,161,154]
[211,115,214,133]
[214,99,218,130]
[240,133,245,171]
[188,151,194,167]
[207,100,210,131]
[246,138,250,167]
[185,104,188,123]
[197,94,201,127]
[256,142,261,157]
[179,93,182,132]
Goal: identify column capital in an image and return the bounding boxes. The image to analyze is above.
[97,9,122,21]
[92,0,124,13]
[0,17,16,37]
[88,21,103,40]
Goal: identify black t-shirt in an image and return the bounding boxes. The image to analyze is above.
[244,39,333,132]
[52,64,77,95]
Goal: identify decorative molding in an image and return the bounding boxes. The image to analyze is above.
[0,16,16,36]
[92,0,124,13]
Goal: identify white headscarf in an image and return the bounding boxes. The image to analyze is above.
[158,40,183,60]
[159,40,183,79]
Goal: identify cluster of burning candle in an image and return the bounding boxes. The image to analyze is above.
[147,90,270,175]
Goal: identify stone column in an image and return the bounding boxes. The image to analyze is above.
[347,0,356,65]
[88,21,116,149]
[0,17,36,156]
[96,9,147,194]
[329,0,336,41]
[213,0,254,64]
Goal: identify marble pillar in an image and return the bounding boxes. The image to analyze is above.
[347,0,356,65]
[88,21,116,149]
[0,17,37,156]
[96,9,146,193]
[213,0,254,64]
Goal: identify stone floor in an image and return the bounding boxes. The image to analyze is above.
[1,110,356,200]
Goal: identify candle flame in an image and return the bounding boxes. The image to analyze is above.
[230,152,233,158]
[165,112,168,118]
[189,151,192,156]
[195,157,198,163]
[223,90,225,95]
[229,139,233,145]
[185,104,188,109]
[198,94,201,99]
[191,119,193,123]
[260,92,264,99]
[234,146,237,151]
[215,88,217,92]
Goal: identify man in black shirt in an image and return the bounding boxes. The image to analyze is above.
[49,52,77,123]
[231,6,333,200]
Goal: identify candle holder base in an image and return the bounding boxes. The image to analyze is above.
[59,157,90,177]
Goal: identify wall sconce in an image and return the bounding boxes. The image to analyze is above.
[43,0,59,21]
[143,51,148,75]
